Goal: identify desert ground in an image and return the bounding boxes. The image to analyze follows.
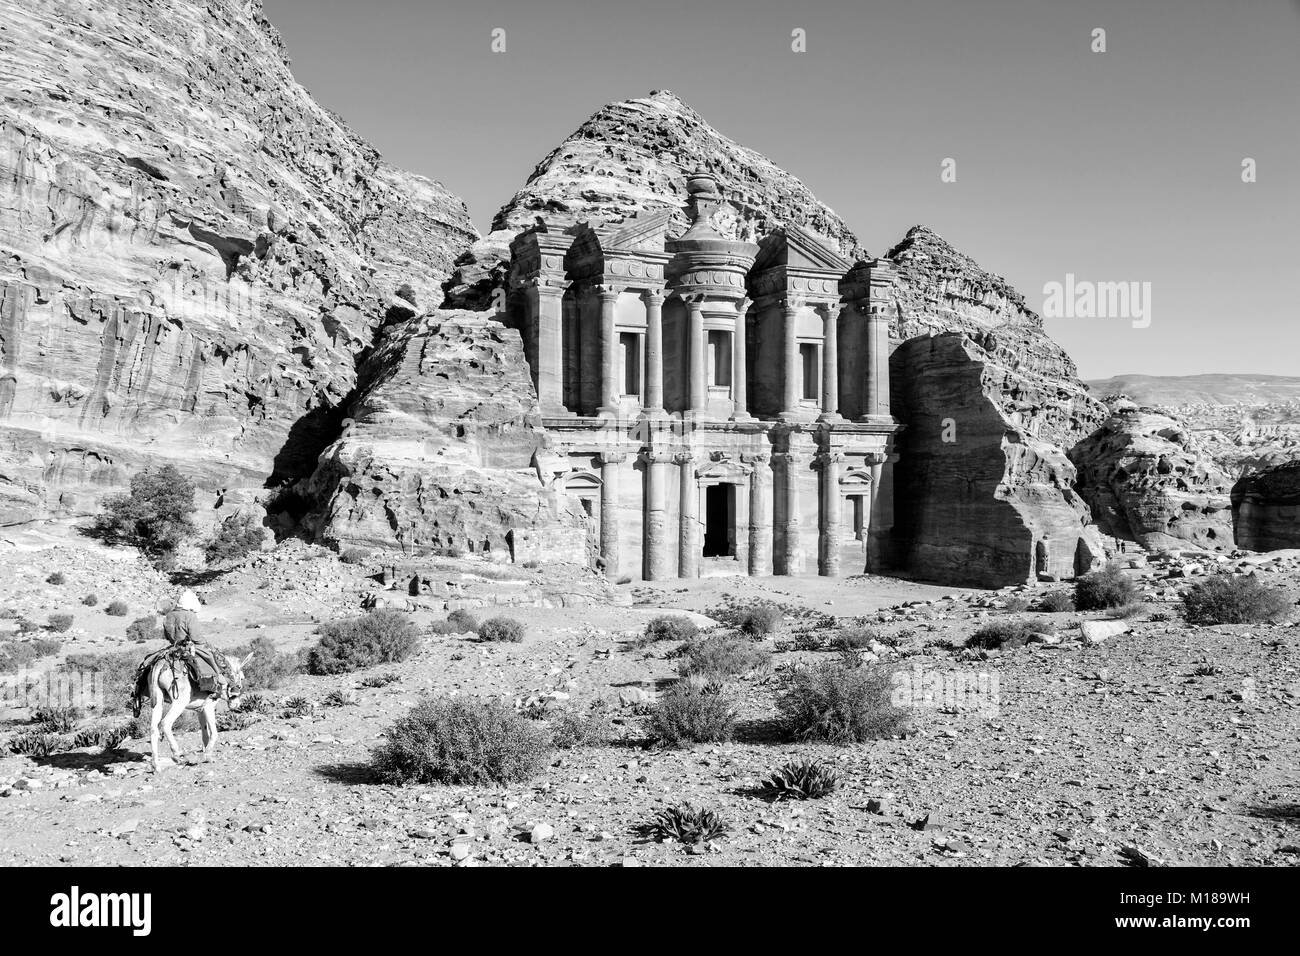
[1,523,1298,868]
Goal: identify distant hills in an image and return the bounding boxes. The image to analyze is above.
[1086,374,1300,407]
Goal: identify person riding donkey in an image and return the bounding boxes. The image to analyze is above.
[132,590,234,716]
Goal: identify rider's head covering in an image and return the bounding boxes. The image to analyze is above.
[176,589,201,613]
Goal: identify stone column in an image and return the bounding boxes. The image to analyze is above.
[866,454,897,571]
[687,298,707,416]
[818,451,844,577]
[599,451,625,578]
[819,301,840,420]
[732,300,750,418]
[779,450,804,575]
[598,286,620,415]
[864,303,892,421]
[642,451,669,581]
[746,453,773,576]
[782,300,800,417]
[562,294,578,412]
[643,290,665,414]
[537,284,566,414]
[677,452,699,578]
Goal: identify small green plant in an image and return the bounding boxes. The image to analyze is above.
[126,616,158,643]
[228,636,302,689]
[1038,591,1075,613]
[81,594,99,607]
[648,681,736,746]
[1182,575,1291,626]
[46,572,66,586]
[760,759,841,800]
[831,626,878,652]
[323,688,360,707]
[479,617,525,643]
[236,692,276,714]
[307,609,420,675]
[360,672,400,688]
[1191,662,1221,677]
[777,662,911,743]
[642,616,699,646]
[371,695,551,786]
[1074,564,1137,611]
[205,512,267,565]
[1002,595,1032,612]
[338,547,370,565]
[33,705,81,733]
[7,731,69,757]
[72,720,132,750]
[547,703,612,749]
[641,803,727,845]
[281,696,316,718]
[105,600,129,617]
[967,619,1047,651]
[447,609,480,634]
[47,614,74,633]
[736,605,782,637]
[678,635,770,679]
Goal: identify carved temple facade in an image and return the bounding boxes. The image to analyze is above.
[502,170,900,580]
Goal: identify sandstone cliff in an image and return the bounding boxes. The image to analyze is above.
[1232,461,1300,552]
[1069,402,1236,552]
[0,0,477,523]
[306,309,587,561]
[443,90,862,308]
[891,333,1102,587]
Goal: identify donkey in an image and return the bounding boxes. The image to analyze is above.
[144,652,252,771]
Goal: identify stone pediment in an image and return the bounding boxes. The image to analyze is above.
[752,224,852,275]
[598,207,676,252]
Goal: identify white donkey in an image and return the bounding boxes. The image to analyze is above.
[144,652,251,771]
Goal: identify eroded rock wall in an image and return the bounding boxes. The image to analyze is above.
[891,333,1102,587]
[307,310,587,563]
[1232,461,1300,552]
[1069,403,1235,551]
[0,0,477,523]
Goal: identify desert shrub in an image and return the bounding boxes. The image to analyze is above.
[1038,591,1075,613]
[395,283,417,306]
[46,572,66,585]
[736,605,782,637]
[47,614,74,633]
[648,681,736,746]
[371,695,551,786]
[1182,575,1292,626]
[479,617,525,643]
[0,641,39,673]
[1105,601,1148,620]
[7,731,70,757]
[643,615,699,645]
[217,710,262,732]
[126,617,158,643]
[547,703,612,749]
[307,609,420,675]
[32,705,81,733]
[641,803,727,845]
[1074,564,1137,611]
[678,635,770,679]
[323,688,360,707]
[205,512,266,565]
[72,720,132,750]
[446,609,480,634]
[427,619,459,636]
[966,619,1046,651]
[227,636,301,689]
[1002,595,1031,613]
[62,651,141,715]
[81,594,99,607]
[235,692,276,715]
[93,464,196,559]
[338,547,370,565]
[281,696,316,718]
[777,662,911,743]
[760,759,841,800]
[360,672,400,688]
[31,638,61,656]
[105,600,129,617]
[832,626,878,652]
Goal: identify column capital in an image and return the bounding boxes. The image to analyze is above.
[781,295,807,314]
[641,449,675,466]
[674,451,696,466]
[776,449,808,466]
[817,300,842,318]
[816,451,847,467]
[595,284,625,302]
[597,450,629,466]
[641,288,666,306]
[525,275,569,295]
[741,451,772,468]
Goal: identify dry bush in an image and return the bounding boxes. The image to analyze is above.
[678,634,770,679]
[371,696,551,785]
[1182,575,1291,625]
[47,614,74,633]
[307,610,420,675]
[1074,564,1137,611]
[648,681,736,746]
[479,617,525,643]
[105,600,129,617]
[777,662,910,743]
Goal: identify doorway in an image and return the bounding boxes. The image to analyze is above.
[703,484,735,558]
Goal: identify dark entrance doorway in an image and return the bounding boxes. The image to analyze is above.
[703,484,735,557]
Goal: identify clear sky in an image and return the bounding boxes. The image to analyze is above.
[263,0,1299,380]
